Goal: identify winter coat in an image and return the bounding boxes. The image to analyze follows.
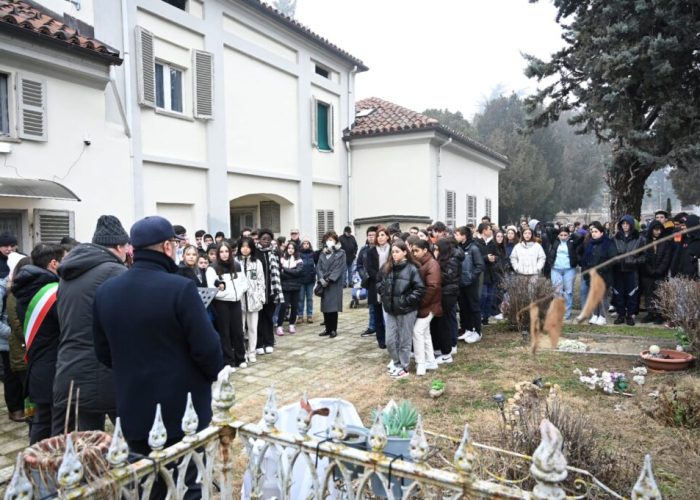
[378,260,426,316]
[257,245,284,304]
[458,240,485,287]
[439,246,462,298]
[13,265,60,405]
[356,243,370,281]
[93,250,223,442]
[6,293,25,373]
[643,221,673,279]
[671,214,700,279]
[177,265,207,287]
[613,215,645,272]
[54,243,127,413]
[510,241,546,276]
[0,279,10,352]
[417,253,443,318]
[546,239,579,270]
[339,234,358,264]
[316,244,347,313]
[474,238,499,285]
[206,262,250,302]
[364,245,389,305]
[238,257,266,313]
[580,236,618,286]
[280,255,304,292]
[299,248,316,285]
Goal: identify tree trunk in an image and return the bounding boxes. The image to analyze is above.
[606,153,653,224]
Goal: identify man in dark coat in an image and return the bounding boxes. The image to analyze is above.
[339,226,358,287]
[357,226,377,336]
[13,243,65,443]
[93,216,223,455]
[52,215,130,435]
[473,223,499,325]
[671,214,700,280]
[612,215,646,325]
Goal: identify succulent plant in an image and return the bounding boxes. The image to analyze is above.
[431,379,445,391]
[373,400,419,438]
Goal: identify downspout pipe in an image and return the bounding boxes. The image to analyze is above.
[120,0,136,217]
[436,136,452,221]
[346,65,358,229]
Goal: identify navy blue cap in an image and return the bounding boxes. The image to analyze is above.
[130,216,184,249]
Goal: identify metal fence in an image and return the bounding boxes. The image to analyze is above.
[5,366,663,499]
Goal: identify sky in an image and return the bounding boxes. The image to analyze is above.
[294,0,565,120]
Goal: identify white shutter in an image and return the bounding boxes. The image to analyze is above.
[467,195,477,225]
[326,210,335,233]
[17,75,47,141]
[135,26,156,108]
[328,103,335,149]
[316,209,325,248]
[445,190,456,227]
[193,49,214,119]
[34,210,74,244]
[311,96,318,147]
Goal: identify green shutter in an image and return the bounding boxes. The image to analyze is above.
[317,103,330,151]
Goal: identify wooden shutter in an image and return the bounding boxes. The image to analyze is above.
[34,210,74,244]
[485,198,492,219]
[316,210,325,248]
[17,75,47,141]
[326,210,335,233]
[193,50,214,119]
[135,26,156,108]
[311,96,318,147]
[259,201,280,233]
[328,103,335,149]
[467,195,477,224]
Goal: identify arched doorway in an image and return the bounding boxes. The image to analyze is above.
[229,193,294,238]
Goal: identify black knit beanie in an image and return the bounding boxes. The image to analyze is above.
[0,232,17,246]
[92,215,129,246]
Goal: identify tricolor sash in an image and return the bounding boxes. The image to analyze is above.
[23,282,58,361]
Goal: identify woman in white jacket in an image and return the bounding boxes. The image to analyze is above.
[237,237,266,363]
[206,241,250,368]
[510,228,546,277]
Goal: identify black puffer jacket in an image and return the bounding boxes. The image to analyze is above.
[613,215,646,272]
[643,221,673,279]
[474,238,499,285]
[546,239,579,270]
[378,260,426,315]
[671,214,700,279]
[280,256,303,291]
[580,236,618,286]
[54,244,127,412]
[13,265,60,404]
[299,248,316,285]
[439,247,462,298]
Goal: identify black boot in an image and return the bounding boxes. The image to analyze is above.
[319,330,330,337]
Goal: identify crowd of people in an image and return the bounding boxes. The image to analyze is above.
[0,209,697,463]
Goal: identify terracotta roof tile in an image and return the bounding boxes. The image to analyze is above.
[349,97,508,164]
[0,0,121,63]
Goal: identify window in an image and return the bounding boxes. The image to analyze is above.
[315,65,329,79]
[162,0,187,10]
[311,97,334,151]
[466,195,477,226]
[316,210,335,248]
[0,74,8,136]
[155,62,183,113]
[445,190,456,229]
[34,210,74,244]
[485,198,492,220]
[260,201,281,233]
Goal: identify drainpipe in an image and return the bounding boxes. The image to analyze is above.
[346,65,357,229]
[121,0,135,213]
[436,136,452,220]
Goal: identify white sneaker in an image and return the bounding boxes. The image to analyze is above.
[238,362,248,369]
[595,316,607,326]
[464,331,482,344]
[425,361,438,370]
[494,313,504,320]
[387,365,402,377]
[588,315,599,325]
[265,346,274,354]
[451,346,457,355]
[436,354,453,364]
[387,360,395,372]
[457,331,469,341]
[416,363,426,376]
[248,355,257,363]
[255,348,264,355]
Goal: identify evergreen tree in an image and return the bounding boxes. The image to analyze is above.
[524,0,700,222]
[273,0,297,17]
[422,109,478,138]
[670,166,700,207]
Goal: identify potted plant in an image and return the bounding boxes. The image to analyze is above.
[367,400,419,498]
[429,379,446,398]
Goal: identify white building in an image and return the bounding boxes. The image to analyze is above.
[0,0,130,250]
[348,97,507,236]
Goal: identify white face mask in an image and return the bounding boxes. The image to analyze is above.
[326,240,335,249]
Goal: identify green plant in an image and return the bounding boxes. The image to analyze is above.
[373,400,419,438]
[675,328,690,349]
[431,379,445,391]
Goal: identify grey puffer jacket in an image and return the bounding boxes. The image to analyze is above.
[54,243,127,412]
[378,260,426,316]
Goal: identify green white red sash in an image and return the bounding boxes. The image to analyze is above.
[23,282,58,361]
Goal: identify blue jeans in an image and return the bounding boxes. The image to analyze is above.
[580,276,589,310]
[346,260,355,286]
[368,304,376,330]
[480,283,495,321]
[551,267,576,319]
[298,283,314,317]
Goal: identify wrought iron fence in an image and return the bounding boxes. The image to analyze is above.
[4,366,663,499]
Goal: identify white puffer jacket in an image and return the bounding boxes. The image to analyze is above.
[510,242,546,276]
[237,257,266,313]
[206,266,250,302]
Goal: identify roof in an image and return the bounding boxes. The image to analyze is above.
[0,0,121,64]
[239,0,367,72]
[348,97,508,165]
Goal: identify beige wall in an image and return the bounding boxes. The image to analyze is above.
[143,162,208,231]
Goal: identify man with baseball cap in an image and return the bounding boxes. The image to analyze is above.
[93,215,223,497]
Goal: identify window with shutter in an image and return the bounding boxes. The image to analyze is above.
[259,201,280,233]
[135,26,156,108]
[0,73,9,136]
[316,210,326,249]
[193,50,213,119]
[328,103,334,149]
[445,190,456,228]
[34,210,74,244]
[485,198,492,219]
[466,194,477,226]
[310,96,318,147]
[17,75,47,141]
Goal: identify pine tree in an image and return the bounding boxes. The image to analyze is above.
[524,0,700,222]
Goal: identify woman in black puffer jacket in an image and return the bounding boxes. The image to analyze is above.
[640,220,673,323]
[430,238,460,363]
[297,240,316,324]
[378,240,425,379]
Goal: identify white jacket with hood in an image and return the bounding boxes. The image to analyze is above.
[510,241,546,276]
[206,264,250,302]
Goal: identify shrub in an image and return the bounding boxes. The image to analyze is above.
[641,378,700,429]
[500,276,556,332]
[654,278,700,361]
